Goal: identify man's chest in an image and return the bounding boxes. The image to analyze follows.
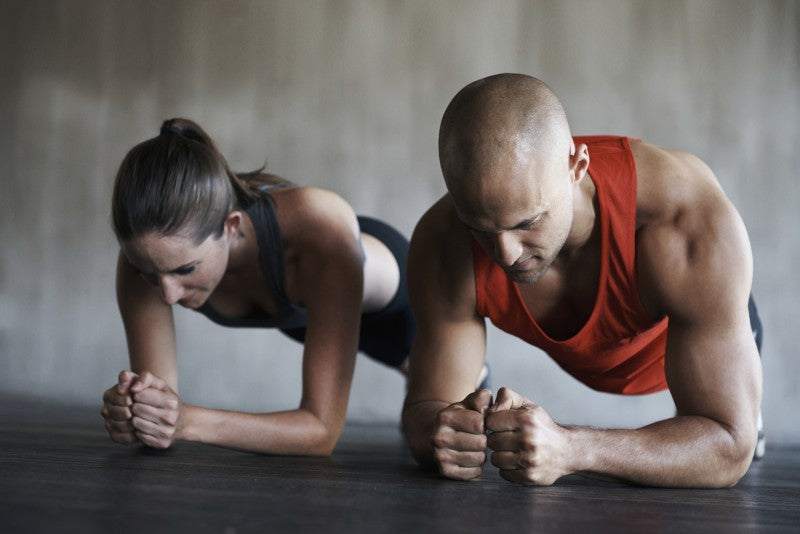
[516,249,601,341]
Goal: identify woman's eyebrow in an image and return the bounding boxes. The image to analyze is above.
[136,260,198,276]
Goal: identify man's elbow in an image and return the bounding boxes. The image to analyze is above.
[712,427,757,488]
[401,409,435,466]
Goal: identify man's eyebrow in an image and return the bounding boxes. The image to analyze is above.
[511,214,544,229]
[168,261,198,273]
[460,214,543,233]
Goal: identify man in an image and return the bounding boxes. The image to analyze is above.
[402,73,762,488]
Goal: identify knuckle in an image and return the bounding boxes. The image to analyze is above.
[518,453,535,469]
[438,463,460,479]
[431,432,449,450]
[520,436,537,452]
[436,409,456,427]
[433,447,449,464]
[519,411,537,430]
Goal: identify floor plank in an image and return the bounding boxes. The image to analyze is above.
[1,397,798,533]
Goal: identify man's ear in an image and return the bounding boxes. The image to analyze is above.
[569,142,590,183]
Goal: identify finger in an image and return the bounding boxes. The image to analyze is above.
[440,465,483,481]
[433,427,488,453]
[131,401,179,426]
[103,387,132,407]
[486,429,522,451]
[131,371,168,394]
[131,415,175,441]
[489,386,528,412]
[117,370,137,394]
[436,449,486,481]
[435,447,486,469]
[463,388,493,414]
[132,388,179,410]
[105,418,136,434]
[490,450,523,470]
[437,406,485,435]
[485,409,527,433]
[130,371,153,393]
[103,404,133,421]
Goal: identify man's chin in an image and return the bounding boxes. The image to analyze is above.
[505,268,544,284]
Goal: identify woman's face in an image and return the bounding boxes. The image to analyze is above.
[122,231,230,309]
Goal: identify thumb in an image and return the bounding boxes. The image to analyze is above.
[130,371,167,393]
[465,388,494,414]
[116,370,137,394]
[489,387,526,412]
[130,371,154,393]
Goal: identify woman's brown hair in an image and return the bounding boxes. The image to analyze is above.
[111,118,290,244]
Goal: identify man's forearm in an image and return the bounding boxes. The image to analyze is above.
[566,415,756,487]
[401,399,449,465]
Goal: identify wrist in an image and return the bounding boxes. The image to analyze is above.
[175,402,197,442]
[563,425,594,473]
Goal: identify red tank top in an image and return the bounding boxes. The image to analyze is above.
[472,136,668,395]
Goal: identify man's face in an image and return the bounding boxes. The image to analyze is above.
[449,147,574,284]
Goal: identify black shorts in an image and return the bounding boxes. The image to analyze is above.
[280,216,414,368]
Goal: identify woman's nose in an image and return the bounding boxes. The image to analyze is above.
[159,276,184,306]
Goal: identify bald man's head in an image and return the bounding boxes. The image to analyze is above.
[438,74,572,191]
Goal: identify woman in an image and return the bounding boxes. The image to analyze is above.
[100,118,416,455]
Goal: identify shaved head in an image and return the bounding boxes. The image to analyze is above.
[437,74,584,284]
[438,73,572,191]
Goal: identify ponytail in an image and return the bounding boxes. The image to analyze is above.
[112,118,271,244]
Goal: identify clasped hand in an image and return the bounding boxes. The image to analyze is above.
[101,370,182,449]
[432,387,569,485]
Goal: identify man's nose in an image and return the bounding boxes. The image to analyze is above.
[494,232,522,267]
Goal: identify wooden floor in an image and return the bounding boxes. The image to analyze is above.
[1,397,798,533]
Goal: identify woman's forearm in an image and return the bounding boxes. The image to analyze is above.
[178,404,343,456]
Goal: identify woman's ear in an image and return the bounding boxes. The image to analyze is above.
[223,211,243,239]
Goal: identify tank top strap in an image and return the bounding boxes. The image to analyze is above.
[245,194,295,317]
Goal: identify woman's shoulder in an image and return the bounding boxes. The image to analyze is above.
[270,186,360,246]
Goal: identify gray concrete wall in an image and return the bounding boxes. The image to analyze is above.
[2,0,798,442]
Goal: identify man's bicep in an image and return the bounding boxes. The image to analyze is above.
[405,196,486,404]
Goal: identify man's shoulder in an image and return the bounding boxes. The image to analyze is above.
[408,194,478,308]
[630,141,751,318]
[630,140,724,225]
[411,194,472,253]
